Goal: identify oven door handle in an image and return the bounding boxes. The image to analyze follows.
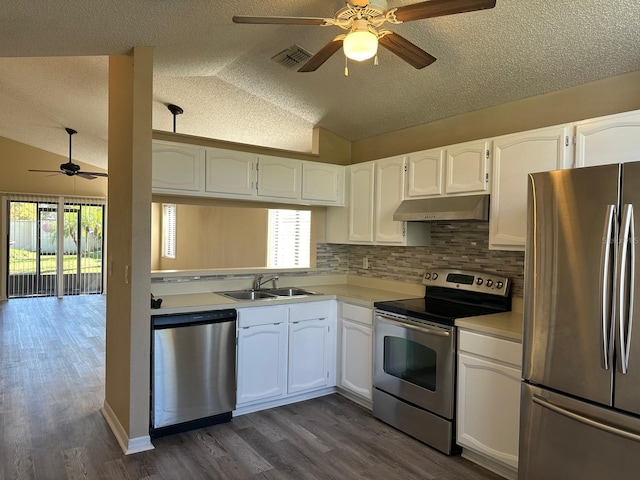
[376,314,451,337]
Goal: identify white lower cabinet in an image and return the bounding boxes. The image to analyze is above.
[236,301,336,412]
[457,329,522,480]
[288,319,332,394]
[288,301,336,395]
[338,303,373,404]
[237,322,287,405]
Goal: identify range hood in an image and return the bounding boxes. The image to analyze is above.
[393,195,489,222]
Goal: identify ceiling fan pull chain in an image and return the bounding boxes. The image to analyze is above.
[344,57,349,77]
[374,53,379,66]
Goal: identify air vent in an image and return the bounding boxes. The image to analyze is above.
[271,45,312,69]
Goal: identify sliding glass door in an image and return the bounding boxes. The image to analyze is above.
[7,196,105,298]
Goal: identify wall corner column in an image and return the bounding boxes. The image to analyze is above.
[103,46,154,454]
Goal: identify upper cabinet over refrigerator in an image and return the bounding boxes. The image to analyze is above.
[575,109,640,168]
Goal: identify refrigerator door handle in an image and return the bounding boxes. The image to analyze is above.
[601,204,616,370]
[533,394,640,443]
[618,204,635,374]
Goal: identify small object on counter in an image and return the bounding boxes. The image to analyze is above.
[151,294,163,309]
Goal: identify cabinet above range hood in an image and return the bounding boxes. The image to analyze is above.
[393,195,489,222]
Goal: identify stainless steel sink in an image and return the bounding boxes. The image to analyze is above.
[219,290,277,300]
[218,287,318,301]
[261,287,317,297]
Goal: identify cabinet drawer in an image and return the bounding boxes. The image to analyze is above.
[342,303,373,326]
[238,305,288,328]
[289,301,334,323]
[458,329,522,367]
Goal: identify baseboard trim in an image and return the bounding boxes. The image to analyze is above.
[233,387,336,416]
[336,388,372,410]
[101,401,155,455]
[461,448,517,480]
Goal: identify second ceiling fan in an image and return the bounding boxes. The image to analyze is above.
[233,0,497,72]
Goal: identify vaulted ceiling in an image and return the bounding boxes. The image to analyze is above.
[0,0,639,169]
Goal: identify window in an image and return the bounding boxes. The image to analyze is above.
[162,203,176,259]
[267,209,311,268]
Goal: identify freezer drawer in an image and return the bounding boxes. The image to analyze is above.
[519,383,640,480]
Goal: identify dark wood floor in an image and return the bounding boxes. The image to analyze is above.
[0,295,502,480]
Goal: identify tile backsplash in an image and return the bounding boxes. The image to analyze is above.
[316,221,525,297]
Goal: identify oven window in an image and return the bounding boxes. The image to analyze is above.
[383,336,437,391]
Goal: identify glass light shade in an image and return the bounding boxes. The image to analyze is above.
[343,30,378,62]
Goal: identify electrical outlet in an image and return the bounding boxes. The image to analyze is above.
[363,257,369,269]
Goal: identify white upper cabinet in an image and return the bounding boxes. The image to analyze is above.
[445,139,491,194]
[348,162,376,242]
[205,148,256,197]
[490,125,570,251]
[404,140,489,199]
[575,110,640,168]
[301,161,345,205]
[152,141,204,193]
[375,156,406,243]
[257,156,301,200]
[326,158,429,246]
[406,148,445,198]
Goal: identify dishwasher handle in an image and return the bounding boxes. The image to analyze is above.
[153,309,237,329]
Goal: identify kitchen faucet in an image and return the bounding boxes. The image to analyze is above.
[254,274,279,290]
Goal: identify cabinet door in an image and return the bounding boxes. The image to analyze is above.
[406,148,444,198]
[301,162,344,204]
[457,352,521,470]
[257,156,301,200]
[152,142,204,192]
[375,157,406,244]
[575,110,640,168]
[445,140,490,194]
[348,162,375,242]
[237,323,287,405]
[340,319,373,400]
[490,125,570,250]
[205,148,256,197]
[288,319,330,394]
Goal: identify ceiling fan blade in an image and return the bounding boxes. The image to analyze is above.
[79,171,108,178]
[298,37,344,72]
[393,0,496,23]
[232,15,328,26]
[379,33,437,69]
[77,172,98,180]
[29,169,63,173]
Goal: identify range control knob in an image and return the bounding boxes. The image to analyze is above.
[486,279,494,287]
[424,273,431,280]
[496,281,504,289]
[476,277,483,286]
[432,272,439,280]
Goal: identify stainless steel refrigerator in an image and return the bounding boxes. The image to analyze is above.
[520,163,640,479]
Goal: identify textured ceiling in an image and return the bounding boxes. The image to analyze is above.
[0,0,639,169]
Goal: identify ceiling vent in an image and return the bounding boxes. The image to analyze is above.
[271,45,312,69]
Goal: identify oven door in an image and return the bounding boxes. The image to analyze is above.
[374,311,456,419]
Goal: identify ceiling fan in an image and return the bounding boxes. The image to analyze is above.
[28,128,108,180]
[233,0,496,72]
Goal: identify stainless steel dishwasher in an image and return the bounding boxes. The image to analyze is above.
[151,309,237,437]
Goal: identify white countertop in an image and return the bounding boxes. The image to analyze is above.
[455,304,523,341]
[151,277,523,341]
[151,283,416,316]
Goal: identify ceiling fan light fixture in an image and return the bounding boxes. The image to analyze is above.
[343,20,378,62]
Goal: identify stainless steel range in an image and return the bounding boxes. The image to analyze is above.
[373,269,511,455]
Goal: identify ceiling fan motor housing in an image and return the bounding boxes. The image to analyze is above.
[60,161,81,175]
